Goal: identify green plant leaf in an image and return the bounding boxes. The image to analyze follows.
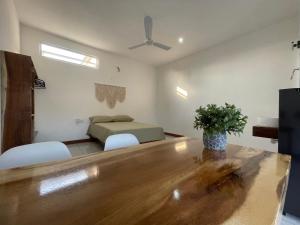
[194,103,248,136]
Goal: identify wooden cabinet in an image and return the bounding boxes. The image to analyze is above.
[252,126,278,139]
[1,51,36,153]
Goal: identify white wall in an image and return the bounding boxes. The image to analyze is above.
[298,14,300,80]
[294,14,300,87]
[156,18,299,152]
[21,25,158,142]
[0,0,20,52]
[0,0,20,152]
[299,13,300,37]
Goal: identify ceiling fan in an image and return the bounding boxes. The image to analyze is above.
[128,16,171,51]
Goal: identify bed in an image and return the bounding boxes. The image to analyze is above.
[87,115,165,143]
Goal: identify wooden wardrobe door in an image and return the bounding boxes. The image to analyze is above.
[2,52,34,151]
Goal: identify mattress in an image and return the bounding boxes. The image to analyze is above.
[87,122,165,143]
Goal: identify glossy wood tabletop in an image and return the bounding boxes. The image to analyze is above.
[0,138,290,225]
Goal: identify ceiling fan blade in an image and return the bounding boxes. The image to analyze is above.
[144,16,152,40]
[128,43,146,50]
[153,42,171,51]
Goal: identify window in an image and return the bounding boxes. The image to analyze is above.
[40,43,98,68]
[176,86,188,98]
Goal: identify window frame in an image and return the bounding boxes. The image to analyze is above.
[39,42,99,69]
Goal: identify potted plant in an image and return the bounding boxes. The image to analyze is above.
[194,103,248,151]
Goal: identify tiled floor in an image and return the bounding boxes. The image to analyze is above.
[68,141,103,157]
[68,135,176,157]
[67,140,300,225]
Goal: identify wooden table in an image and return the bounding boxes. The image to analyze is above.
[0,138,290,225]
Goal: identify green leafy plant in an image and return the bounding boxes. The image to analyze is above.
[194,103,248,136]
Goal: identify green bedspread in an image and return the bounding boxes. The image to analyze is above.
[87,122,165,143]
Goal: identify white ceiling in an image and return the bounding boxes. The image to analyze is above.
[14,0,300,66]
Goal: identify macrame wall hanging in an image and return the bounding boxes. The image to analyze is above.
[95,83,126,109]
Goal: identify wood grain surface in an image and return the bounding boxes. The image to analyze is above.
[0,138,290,225]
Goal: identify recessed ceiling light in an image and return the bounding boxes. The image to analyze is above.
[178,37,184,44]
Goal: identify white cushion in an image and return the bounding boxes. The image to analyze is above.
[0,142,71,169]
[104,134,139,151]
